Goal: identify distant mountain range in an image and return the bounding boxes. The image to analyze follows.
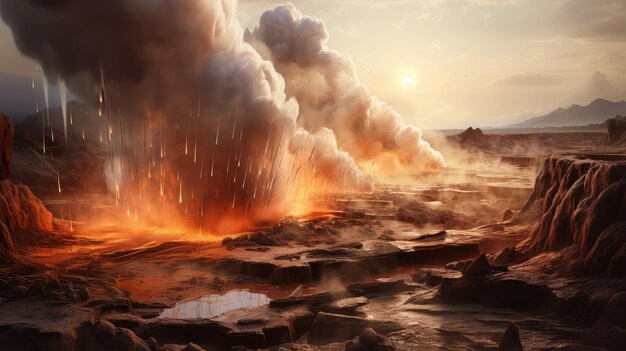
[0,72,64,122]
[507,98,626,128]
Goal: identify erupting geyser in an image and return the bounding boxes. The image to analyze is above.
[0,0,442,233]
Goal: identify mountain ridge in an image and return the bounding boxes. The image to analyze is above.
[507,98,626,128]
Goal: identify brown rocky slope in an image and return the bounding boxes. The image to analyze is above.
[0,113,53,264]
[515,155,626,277]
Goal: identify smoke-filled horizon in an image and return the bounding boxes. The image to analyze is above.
[0,0,443,233]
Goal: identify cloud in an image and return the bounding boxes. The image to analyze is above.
[560,0,626,42]
[576,71,626,103]
[492,72,564,87]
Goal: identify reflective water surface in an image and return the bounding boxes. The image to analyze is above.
[159,290,271,319]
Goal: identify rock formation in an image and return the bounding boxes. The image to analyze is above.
[606,115,626,145]
[0,113,53,264]
[498,322,524,351]
[12,103,108,195]
[345,327,396,351]
[516,156,626,276]
[0,180,53,231]
[457,127,486,144]
[0,112,14,180]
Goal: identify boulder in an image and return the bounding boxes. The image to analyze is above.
[116,328,151,351]
[411,268,462,286]
[345,327,396,351]
[316,297,368,315]
[461,253,492,277]
[498,322,524,351]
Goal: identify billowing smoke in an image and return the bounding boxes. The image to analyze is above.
[247,3,445,173]
[0,0,375,233]
[0,0,440,234]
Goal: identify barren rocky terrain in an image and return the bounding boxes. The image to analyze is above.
[1,112,625,351]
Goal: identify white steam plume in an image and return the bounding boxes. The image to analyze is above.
[247,3,445,173]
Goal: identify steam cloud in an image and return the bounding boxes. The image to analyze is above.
[0,0,442,233]
[248,3,445,173]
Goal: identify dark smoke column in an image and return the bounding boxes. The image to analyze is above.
[0,0,373,234]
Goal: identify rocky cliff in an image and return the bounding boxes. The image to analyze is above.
[516,155,626,276]
[0,112,13,180]
[0,114,53,264]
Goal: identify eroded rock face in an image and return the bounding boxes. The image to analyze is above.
[0,180,53,264]
[606,116,626,145]
[0,221,14,263]
[516,156,626,276]
[0,180,53,233]
[0,112,14,180]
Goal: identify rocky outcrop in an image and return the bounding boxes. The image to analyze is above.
[456,127,485,144]
[12,102,108,195]
[515,156,626,276]
[0,112,14,180]
[606,115,626,145]
[498,322,524,351]
[0,113,54,263]
[346,327,396,351]
[0,181,53,233]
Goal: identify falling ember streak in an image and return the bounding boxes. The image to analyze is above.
[185,132,188,155]
[265,129,271,154]
[179,181,183,203]
[200,153,204,179]
[215,117,220,145]
[59,80,68,145]
[211,148,215,177]
[232,98,239,139]
[57,173,61,193]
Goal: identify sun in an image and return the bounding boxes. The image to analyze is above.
[403,75,415,87]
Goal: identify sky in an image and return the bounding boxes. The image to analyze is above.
[1,0,625,129]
